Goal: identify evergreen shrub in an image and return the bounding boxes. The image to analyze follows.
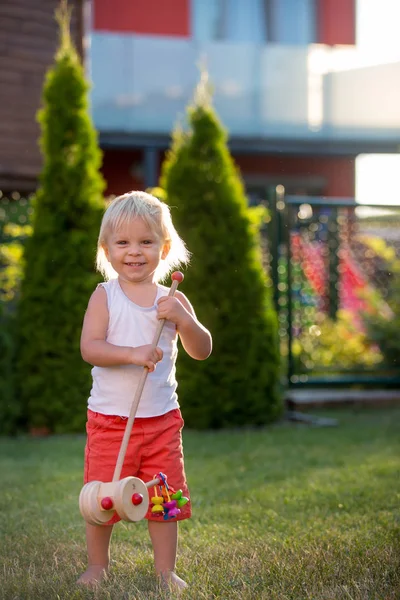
[0,217,32,433]
[158,83,282,428]
[16,4,105,433]
[363,238,400,370]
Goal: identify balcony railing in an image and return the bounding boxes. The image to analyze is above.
[89,32,400,141]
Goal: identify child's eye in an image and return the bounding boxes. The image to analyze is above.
[116,240,127,245]
[142,240,152,245]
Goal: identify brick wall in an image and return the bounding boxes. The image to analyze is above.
[0,0,84,192]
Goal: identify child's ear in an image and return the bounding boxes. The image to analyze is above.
[161,241,171,260]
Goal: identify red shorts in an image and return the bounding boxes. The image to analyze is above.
[84,408,191,524]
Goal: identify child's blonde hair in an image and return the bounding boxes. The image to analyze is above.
[96,191,190,282]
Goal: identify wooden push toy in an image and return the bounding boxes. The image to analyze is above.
[79,271,187,526]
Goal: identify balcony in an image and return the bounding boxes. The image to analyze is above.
[89,32,400,145]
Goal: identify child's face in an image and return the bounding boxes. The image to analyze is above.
[104,217,169,284]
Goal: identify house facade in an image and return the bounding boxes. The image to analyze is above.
[91,0,359,199]
[2,0,400,201]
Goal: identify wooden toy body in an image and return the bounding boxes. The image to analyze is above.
[79,476,151,526]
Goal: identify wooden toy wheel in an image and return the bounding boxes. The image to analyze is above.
[79,481,115,525]
[113,477,149,522]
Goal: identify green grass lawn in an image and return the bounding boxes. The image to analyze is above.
[1,407,399,600]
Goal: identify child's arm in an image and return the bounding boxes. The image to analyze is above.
[80,286,162,370]
[157,291,212,360]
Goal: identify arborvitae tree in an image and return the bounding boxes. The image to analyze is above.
[159,77,282,428]
[16,2,105,433]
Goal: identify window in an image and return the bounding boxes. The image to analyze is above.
[192,0,317,45]
[264,0,316,45]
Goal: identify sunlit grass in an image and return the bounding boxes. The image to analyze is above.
[1,407,399,599]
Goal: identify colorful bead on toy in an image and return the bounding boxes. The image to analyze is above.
[149,472,189,520]
[171,489,189,508]
[150,485,164,515]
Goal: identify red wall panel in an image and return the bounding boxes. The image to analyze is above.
[93,0,190,36]
[234,155,355,197]
[101,149,355,199]
[317,0,355,45]
[102,149,145,196]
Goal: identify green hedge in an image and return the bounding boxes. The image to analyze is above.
[0,209,32,434]
[15,8,105,433]
[158,87,282,428]
[363,238,400,370]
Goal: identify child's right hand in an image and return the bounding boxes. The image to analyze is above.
[130,345,163,372]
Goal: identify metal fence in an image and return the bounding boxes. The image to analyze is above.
[268,192,400,388]
[2,191,400,389]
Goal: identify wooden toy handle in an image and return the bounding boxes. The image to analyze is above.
[112,272,184,482]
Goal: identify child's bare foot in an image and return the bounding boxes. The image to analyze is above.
[76,565,108,587]
[159,570,188,593]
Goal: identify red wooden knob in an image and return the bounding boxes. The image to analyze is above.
[171,271,184,283]
[101,496,114,510]
[132,493,144,506]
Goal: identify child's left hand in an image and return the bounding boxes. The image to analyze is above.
[157,296,190,327]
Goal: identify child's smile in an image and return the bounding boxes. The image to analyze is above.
[125,261,146,268]
[104,217,168,284]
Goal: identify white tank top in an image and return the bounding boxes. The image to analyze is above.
[87,278,179,418]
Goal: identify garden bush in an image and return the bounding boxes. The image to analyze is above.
[15,4,105,433]
[0,211,32,434]
[157,79,282,428]
[362,236,400,370]
[292,309,383,374]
